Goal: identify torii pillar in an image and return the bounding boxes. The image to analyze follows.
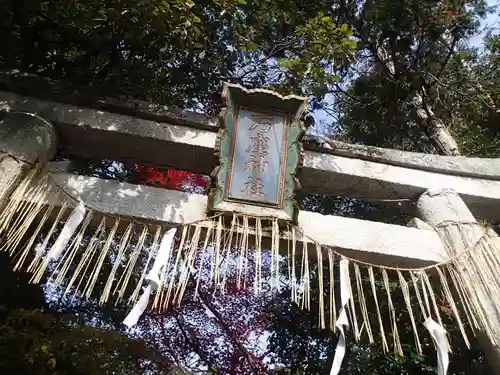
[0,111,56,210]
[416,188,500,374]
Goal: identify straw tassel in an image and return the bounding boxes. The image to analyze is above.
[291,228,297,304]
[270,219,279,290]
[242,218,251,290]
[453,260,494,339]
[446,265,479,331]
[329,251,337,329]
[382,269,402,355]
[435,267,469,348]
[287,228,291,281]
[1,178,49,242]
[31,201,86,283]
[69,233,107,301]
[175,223,202,305]
[355,264,373,343]
[2,183,51,255]
[237,216,248,290]
[84,218,121,299]
[255,218,262,295]
[128,226,161,305]
[301,238,310,311]
[5,165,500,358]
[64,216,106,296]
[369,266,389,352]
[0,168,42,234]
[219,215,236,291]
[115,225,149,303]
[211,217,223,286]
[347,263,360,341]
[410,271,430,320]
[397,270,422,354]
[316,242,325,330]
[421,271,444,328]
[195,225,213,299]
[52,211,93,287]
[100,223,134,304]
[299,239,306,310]
[162,225,188,310]
[27,202,69,275]
[13,204,55,271]
[151,227,178,311]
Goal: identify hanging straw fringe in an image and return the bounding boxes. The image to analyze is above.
[3,168,500,356]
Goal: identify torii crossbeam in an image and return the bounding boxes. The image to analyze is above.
[2,75,500,373]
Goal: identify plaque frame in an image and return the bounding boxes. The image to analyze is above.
[208,83,307,224]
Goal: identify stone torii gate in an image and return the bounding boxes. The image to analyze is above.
[1,73,500,372]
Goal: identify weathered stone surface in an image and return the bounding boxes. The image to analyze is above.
[303,150,500,221]
[1,77,499,180]
[312,138,500,180]
[0,111,56,164]
[0,154,24,208]
[2,91,500,220]
[0,91,217,174]
[43,169,448,268]
[416,189,500,375]
[0,112,56,211]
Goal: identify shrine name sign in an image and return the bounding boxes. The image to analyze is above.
[208,83,307,223]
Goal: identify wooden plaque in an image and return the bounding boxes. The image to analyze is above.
[208,83,307,223]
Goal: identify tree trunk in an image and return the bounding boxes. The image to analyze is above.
[411,92,461,155]
[375,45,462,156]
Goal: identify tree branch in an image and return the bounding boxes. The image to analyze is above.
[431,33,458,85]
[174,314,219,374]
[198,289,264,374]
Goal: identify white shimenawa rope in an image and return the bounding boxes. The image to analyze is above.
[330,258,350,375]
[424,318,450,375]
[123,228,177,328]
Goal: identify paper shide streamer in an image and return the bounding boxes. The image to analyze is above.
[3,167,500,374]
[123,227,176,328]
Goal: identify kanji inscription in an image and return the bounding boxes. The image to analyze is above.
[227,108,287,205]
